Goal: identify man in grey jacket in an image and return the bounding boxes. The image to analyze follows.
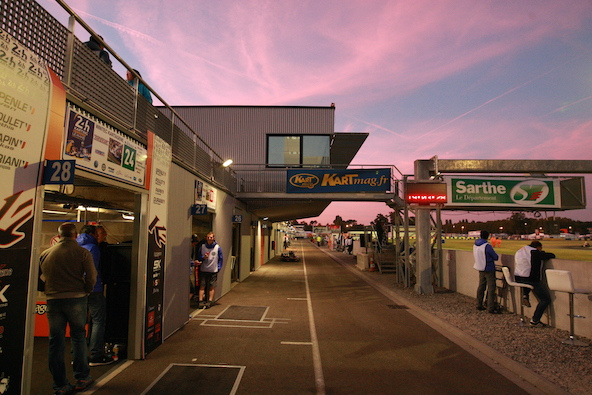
[40,223,97,394]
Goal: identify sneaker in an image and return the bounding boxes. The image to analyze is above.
[198,300,207,309]
[54,384,75,395]
[89,355,115,367]
[476,305,486,311]
[529,320,547,327]
[74,377,94,391]
[522,297,531,307]
[205,301,213,309]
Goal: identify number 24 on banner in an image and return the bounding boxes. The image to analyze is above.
[43,160,76,184]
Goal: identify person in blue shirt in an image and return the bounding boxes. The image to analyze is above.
[126,69,152,104]
[473,230,500,313]
[77,225,115,366]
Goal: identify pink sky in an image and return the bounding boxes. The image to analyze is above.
[41,0,592,225]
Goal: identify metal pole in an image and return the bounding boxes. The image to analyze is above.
[414,160,434,294]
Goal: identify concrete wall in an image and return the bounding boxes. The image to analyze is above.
[442,250,592,339]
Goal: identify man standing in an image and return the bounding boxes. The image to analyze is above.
[77,225,114,366]
[473,230,500,314]
[197,232,223,309]
[514,241,556,327]
[40,223,97,394]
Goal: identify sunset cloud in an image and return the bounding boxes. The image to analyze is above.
[41,0,592,224]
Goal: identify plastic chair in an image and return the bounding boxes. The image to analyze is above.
[546,269,591,346]
[501,266,534,326]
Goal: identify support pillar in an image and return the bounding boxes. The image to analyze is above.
[414,160,434,294]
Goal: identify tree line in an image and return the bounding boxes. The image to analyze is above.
[294,212,592,236]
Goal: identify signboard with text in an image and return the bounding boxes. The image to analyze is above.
[0,27,57,394]
[406,182,447,204]
[144,132,171,356]
[64,106,147,187]
[445,176,561,208]
[287,168,391,193]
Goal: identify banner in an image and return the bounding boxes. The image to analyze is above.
[144,132,171,356]
[0,28,55,394]
[445,176,561,208]
[286,168,391,193]
[64,105,147,187]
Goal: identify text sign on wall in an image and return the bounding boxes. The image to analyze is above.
[287,168,391,193]
[42,160,75,184]
[445,177,561,208]
[144,132,171,356]
[64,106,147,187]
[0,27,54,395]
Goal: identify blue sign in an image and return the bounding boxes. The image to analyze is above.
[43,160,76,184]
[191,204,208,215]
[286,168,391,193]
[232,215,243,223]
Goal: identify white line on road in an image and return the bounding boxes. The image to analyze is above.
[301,245,326,395]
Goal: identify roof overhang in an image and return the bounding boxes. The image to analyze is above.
[330,133,368,168]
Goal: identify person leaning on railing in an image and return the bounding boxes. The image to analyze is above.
[126,69,153,104]
[84,35,112,67]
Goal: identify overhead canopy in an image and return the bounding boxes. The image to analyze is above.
[236,132,372,222]
[330,133,368,168]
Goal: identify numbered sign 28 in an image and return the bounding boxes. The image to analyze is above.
[43,160,76,184]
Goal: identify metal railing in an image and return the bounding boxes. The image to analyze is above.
[0,0,236,192]
[232,164,401,194]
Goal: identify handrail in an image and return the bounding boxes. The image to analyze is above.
[53,0,225,164]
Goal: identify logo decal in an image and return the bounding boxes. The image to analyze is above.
[289,173,319,189]
[510,180,549,205]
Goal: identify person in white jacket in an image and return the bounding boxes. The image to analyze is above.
[514,241,555,327]
[196,232,223,309]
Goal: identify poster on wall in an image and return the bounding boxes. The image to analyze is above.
[0,27,58,394]
[144,131,171,356]
[64,106,147,187]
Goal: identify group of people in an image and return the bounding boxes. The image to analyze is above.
[190,232,223,309]
[39,223,115,394]
[473,230,556,326]
[84,35,152,103]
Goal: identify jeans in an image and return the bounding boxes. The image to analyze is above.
[515,277,551,322]
[88,291,107,359]
[47,296,90,389]
[476,270,496,312]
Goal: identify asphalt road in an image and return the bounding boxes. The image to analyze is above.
[85,240,529,394]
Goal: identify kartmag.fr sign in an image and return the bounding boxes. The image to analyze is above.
[286,168,391,193]
[445,176,561,208]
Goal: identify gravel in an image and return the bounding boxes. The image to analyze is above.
[386,282,592,394]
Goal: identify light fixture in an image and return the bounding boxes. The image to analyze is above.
[263,217,269,221]
[222,159,233,167]
[43,210,69,215]
[122,213,135,220]
[76,206,100,212]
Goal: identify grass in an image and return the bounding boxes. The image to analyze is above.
[442,239,592,262]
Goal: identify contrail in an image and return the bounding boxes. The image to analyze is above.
[345,115,406,138]
[545,95,592,116]
[73,8,253,79]
[417,58,580,139]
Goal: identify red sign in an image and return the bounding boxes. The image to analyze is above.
[406,182,447,204]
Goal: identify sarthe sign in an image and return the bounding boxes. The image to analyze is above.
[287,168,391,193]
[445,176,561,208]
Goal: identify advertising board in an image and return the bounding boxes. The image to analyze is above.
[445,176,561,208]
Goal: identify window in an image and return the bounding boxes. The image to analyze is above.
[267,135,330,167]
